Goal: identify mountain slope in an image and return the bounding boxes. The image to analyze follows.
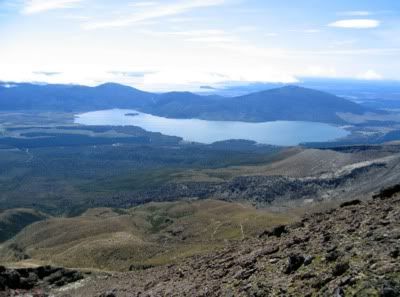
[146,91,225,118]
[0,82,154,111]
[58,189,400,297]
[0,200,293,271]
[230,86,367,123]
[0,209,48,243]
[143,86,369,123]
[0,82,370,123]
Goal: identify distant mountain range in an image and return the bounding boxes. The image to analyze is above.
[199,78,400,99]
[0,82,370,124]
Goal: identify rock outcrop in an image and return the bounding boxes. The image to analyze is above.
[0,266,83,296]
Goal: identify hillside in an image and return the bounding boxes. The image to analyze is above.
[61,188,400,296]
[0,83,154,111]
[0,83,369,124]
[230,86,367,123]
[2,185,398,296]
[0,209,48,243]
[112,144,400,208]
[0,200,294,271]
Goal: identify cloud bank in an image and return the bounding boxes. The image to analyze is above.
[329,19,380,29]
[22,0,83,14]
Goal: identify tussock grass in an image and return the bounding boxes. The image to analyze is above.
[0,208,48,243]
[1,200,296,271]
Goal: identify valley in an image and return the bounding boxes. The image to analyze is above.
[1,84,400,296]
[2,128,400,275]
[3,1,400,295]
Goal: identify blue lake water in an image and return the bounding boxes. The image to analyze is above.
[75,109,349,146]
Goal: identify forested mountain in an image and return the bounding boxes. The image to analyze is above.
[0,83,369,123]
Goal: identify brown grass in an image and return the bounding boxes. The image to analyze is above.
[1,200,296,271]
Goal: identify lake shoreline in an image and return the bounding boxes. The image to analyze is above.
[75,109,350,146]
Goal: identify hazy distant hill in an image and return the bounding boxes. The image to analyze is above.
[0,82,369,123]
[0,82,155,111]
[229,86,367,123]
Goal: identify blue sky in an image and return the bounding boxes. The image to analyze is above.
[1,0,399,90]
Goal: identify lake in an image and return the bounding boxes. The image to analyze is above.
[75,109,349,146]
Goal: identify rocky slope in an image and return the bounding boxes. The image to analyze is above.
[55,186,400,297]
[0,266,84,296]
[108,149,400,208]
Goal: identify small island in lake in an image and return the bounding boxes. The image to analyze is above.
[125,112,140,117]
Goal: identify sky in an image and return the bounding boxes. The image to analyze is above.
[1,0,400,91]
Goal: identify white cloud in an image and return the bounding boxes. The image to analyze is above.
[22,0,83,14]
[328,19,380,29]
[129,1,158,8]
[289,29,321,34]
[33,71,62,76]
[357,70,383,80]
[339,11,371,16]
[167,29,226,36]
[186,36,236,43]
[305,66,337,77]
[165,29,237,43]
[141,28,236,43]
[167,17,194,23]
[298,48,400,56]
[84,0,226,30]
